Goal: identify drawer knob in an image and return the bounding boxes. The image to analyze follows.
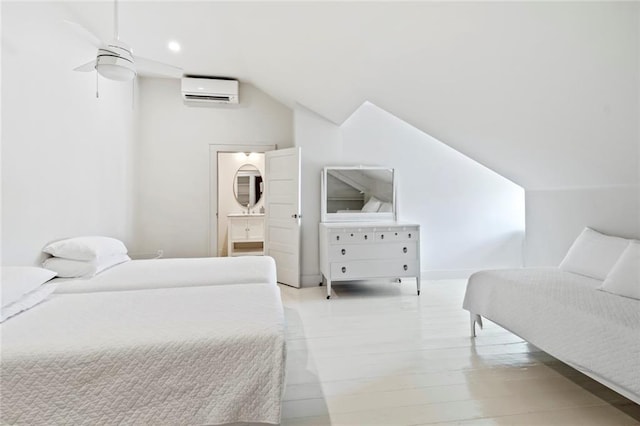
[403,264,408,271]
[341,249,346,255]
[336,235,340,241]
[408,233,412,238]
[395,232,398,236]
[381,234,384,239]
[341,266,347,273]
[403,247,407,253]
[350,233,354,237]
[364,235,368,240]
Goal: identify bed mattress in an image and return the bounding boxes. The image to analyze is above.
[1,284,286,425]
[53,255,276,294]
[463,267,640,402]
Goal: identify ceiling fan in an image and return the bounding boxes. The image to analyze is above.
[71,0,182,82]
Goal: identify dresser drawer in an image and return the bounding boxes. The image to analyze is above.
[330,260,419,280]
[329,230,374,244]
[328,242,417,261]
[373,228,419,242]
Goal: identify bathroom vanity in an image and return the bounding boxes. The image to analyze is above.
[227,213,265,256]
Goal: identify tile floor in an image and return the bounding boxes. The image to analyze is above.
[278,279,640,425]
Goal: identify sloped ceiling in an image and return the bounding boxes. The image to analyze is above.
[60,2,640,189]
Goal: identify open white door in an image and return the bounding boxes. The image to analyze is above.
[264,147,301,287]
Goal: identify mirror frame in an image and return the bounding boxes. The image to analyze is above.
[321,166,396,223]
[233,163,263,208]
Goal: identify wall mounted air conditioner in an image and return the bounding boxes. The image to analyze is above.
[181,77,239,104]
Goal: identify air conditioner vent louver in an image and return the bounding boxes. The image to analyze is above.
[184,94,232,102]
[181,77,239,104]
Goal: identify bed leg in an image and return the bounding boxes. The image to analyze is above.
[470,313,483,337]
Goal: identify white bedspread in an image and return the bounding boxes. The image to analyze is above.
[463,268,640,402]
[1,284,286,425]
[53,256,276,294]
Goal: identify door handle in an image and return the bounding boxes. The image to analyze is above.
[291,214,302,219]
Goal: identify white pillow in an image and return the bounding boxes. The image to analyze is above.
[599,241,639,300]
[559,228,630,280]
[1,266,57,308]
[43,236,128,261]
[362,196,382,213]
[43,254,131,278]
[1,283,57,322]
[378,202,393,213]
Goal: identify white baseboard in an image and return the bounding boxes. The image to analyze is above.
[300,273,323,287]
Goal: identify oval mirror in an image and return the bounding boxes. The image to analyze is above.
[233,164,263,208]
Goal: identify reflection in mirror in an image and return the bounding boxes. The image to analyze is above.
[326,168,394,214]
[234,164,263,208]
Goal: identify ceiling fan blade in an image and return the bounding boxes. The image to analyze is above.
[135,56,183,78]
[63,20,103,48]
[74,60,97,72]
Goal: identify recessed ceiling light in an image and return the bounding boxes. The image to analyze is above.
[168,41,181,52]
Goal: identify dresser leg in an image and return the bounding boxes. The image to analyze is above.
[417,275,421,296]
[326,279,332,299]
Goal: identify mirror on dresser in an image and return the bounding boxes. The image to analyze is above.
[321,166,396,222]
[233,164,263,208]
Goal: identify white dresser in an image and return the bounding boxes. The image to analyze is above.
[227,214,265,256]
[319,222,421,299]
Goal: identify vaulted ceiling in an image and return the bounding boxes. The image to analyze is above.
[41,2,640,188]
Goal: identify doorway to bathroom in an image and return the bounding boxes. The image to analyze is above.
[209,144,275,258]
[209,144,302,287]
[218,151,265,257]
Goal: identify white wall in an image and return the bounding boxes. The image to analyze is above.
[525,187,640,266]
[294,103,524,285]
[293,105,343,285]
[342,103,525,276]
[134,78,292,258]
[523,4,639,266]
[1,2,137,266]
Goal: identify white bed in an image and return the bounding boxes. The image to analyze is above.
[463,267,640,404]
[1,283,286,425]
[53,255,276,294]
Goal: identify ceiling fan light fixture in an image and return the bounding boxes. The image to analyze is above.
[71,1,183,83]
[96,55,136,81]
